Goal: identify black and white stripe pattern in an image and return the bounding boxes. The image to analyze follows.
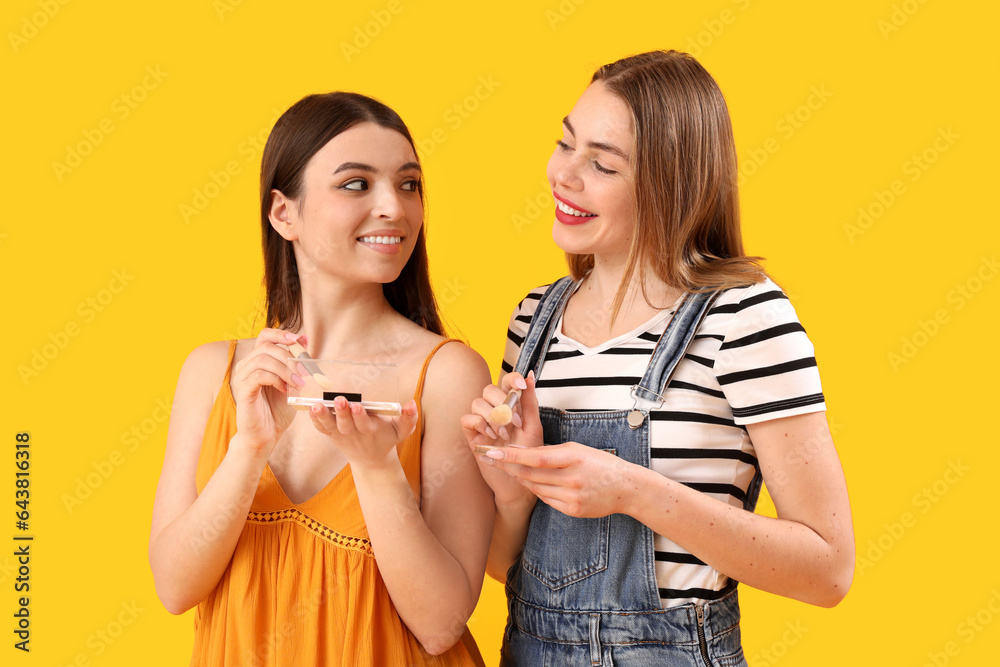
[503,278,826,608]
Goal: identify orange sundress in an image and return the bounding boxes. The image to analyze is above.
[190,339,484,666]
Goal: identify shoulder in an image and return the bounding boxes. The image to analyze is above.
[177,339,245,402]
[508,280,565,330]
[179,340,232,384]
[711,277,789,313]
[423,339,491,398]
[708,278,805,338]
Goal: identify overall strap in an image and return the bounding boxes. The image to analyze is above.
[632,290,720,404]
[513,276,579,379]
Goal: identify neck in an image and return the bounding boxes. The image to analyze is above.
[294,277,399,359]
[586,253,681,313]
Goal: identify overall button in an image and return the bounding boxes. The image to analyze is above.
[627,410,645,429]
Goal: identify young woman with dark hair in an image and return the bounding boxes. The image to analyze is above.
[150,92,492,666]
[464,51,854,666]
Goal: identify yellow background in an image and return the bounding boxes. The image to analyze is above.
[2,0,997,665]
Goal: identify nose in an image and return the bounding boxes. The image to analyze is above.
[549,150,584,192]
[372,183,404,221]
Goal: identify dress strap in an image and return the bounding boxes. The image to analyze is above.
[221,340,239,385]
[413,338,461,404]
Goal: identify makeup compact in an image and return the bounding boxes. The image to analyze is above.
[286,350,402,417]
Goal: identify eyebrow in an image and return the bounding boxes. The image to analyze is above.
[562,116,629,161]
[333,161,422,175]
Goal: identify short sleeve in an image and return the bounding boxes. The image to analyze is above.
[500,287,547,375]
[712,280,826,425]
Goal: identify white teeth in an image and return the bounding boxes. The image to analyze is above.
[556,200,596,217]
[359,236,401,244]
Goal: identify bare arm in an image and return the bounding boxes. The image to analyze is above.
[310,343,495,654]
[148,331,305,614]
[462,370,541,581]
[485,410,855,607]
[626,412,853,606]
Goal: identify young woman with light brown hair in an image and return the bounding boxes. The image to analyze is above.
[464,51,854,666]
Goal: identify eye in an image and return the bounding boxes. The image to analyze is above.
[593,161,617,175]
[340,179,368,191]
[556,139,573,152]
[400,178,421,192]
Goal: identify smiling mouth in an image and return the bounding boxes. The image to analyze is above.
[358,235,402,245]
[555,199,596,218]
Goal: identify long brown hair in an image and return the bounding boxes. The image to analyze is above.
[574,50,764,318]
[259,91,444,334]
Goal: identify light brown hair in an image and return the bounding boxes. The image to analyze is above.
[259,92,443,334]
[574,50,764,318]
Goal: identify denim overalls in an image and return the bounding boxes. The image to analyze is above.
[503,277,752,667]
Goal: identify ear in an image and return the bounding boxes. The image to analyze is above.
[268,189,298,241]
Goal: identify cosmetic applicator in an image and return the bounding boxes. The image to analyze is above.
[489,389,521,426]
[288,342,335,390]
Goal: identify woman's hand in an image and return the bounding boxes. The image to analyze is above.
[231,329,306,456]
[482,442,637,519]
[461,371,543,508]
[307,396,419,470]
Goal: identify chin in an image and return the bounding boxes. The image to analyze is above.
[551,226,594,256]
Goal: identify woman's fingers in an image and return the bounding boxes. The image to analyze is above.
[235,351,303,396]
[394,400,419,440]
[331,397,359,435]
[308,403,335,435]
[256,328,308,348]
[461,413,498,441]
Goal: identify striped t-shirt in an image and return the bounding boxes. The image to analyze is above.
[501,277,826,608]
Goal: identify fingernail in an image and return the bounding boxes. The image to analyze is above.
[486,426,498,439]
[511,412,522,428]
[285,332,298,341]
[486,449,506,460]
[499,426,510,440]
[513,376,527,390]
[527,370,535,382]
[478,455,494,466]
[292,374,306,387]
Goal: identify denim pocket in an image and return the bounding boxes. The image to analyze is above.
[520,447,616,590]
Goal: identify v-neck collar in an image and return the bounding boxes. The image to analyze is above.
[554,286,685,355]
